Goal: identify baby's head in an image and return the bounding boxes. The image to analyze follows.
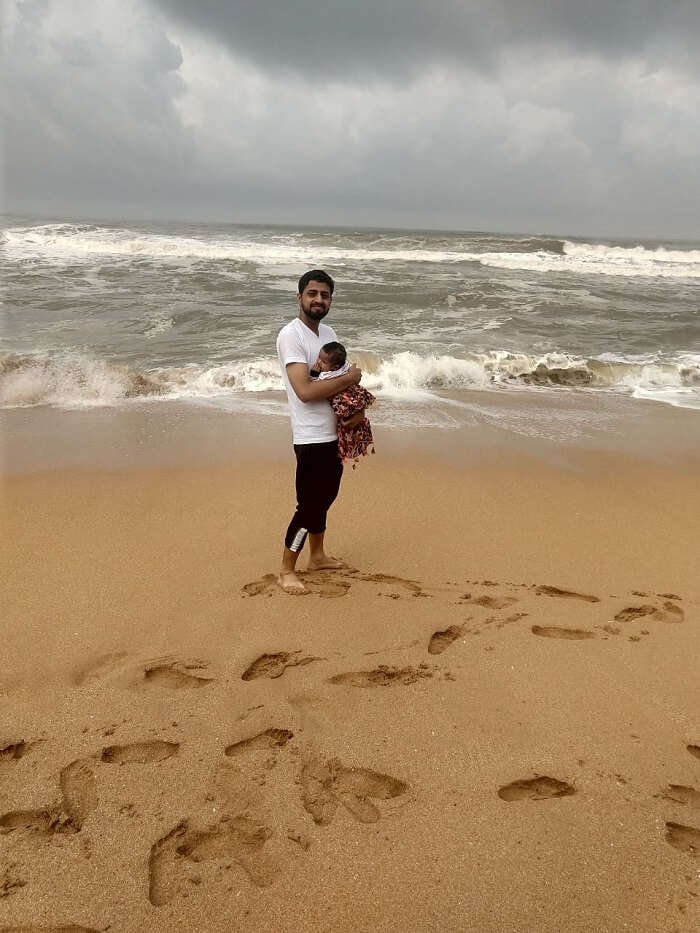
[315,341,346,372]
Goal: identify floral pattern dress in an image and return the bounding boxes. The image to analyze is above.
[329,385,376,465]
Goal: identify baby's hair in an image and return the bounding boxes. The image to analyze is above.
[321,341,346,369]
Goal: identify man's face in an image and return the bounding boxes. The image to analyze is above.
[298,280,332,322]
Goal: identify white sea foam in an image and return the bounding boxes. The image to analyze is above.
[4,223,700,279]
[144,314,174,337]
[2,350,698,411]
[1,224,471,266]
[477,242,700,279]
[480,318,512,330]
[362,352,490,394]
[0,355,141,408]
[632,387,700,410]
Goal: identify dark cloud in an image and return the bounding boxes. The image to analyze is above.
[2,0,194,211]
[3,0,699,237]
[151,0,698,78]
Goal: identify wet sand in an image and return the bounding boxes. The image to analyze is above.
[1,405,699,932]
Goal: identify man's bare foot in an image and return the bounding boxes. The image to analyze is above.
[307,555,348,571]
[277,571,308,594]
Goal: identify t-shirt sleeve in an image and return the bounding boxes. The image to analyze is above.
[277,326,307,368]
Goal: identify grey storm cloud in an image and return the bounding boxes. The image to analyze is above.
[2,0,700,236]
[150,0,699,78]
[1,0,194,208]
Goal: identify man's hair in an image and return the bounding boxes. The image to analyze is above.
[298,269,335,296]
[321,341,346,369]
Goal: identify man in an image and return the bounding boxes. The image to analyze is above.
[276,270,364,594]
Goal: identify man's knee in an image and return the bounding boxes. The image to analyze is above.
[302,510,327,536]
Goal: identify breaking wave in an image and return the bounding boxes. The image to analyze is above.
[3,223,700,279]
[479,241,700,279]
[3,350,698,411]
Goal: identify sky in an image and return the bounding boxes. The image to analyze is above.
[2,0,699,238]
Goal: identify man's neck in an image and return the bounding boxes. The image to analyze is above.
[298,311,320,335]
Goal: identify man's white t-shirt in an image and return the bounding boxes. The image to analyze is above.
[276,317,339,444]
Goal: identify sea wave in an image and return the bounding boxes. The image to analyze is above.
[3,223,700,279]
[478,241,700,279]
[2,350,698,410]
[1,223,476,265]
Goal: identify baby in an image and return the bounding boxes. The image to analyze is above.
[313,341,376,465]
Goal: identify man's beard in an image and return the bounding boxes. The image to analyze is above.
[302,303,329,322]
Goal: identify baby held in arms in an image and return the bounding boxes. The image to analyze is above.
[313,341,376,466]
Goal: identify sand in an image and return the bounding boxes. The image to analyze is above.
[1,418,700,932]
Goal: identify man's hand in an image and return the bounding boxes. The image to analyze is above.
[287,361,362,403]
[341,409,365,429]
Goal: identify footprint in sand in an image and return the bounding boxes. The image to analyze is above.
[661,785,700,809]
[533,585,600,603]
[0,927,101,932]
[59,759,98,830]
[0,742,32,763]
[242,652,318,682]
[142,659,214,690]
[350,572,427,598]
[148,817,275,906]
[428,625,464,655]
[615,605,658,622]
[467,594,518,610]
[225,729,293,757]
[0,759,97,837]
[687,745,700,761]
[665,822,700,857]
[0,862,26,899]
[309,582,351,599]
[302,571,354,598]
[241,576,277,597]
[207,729,294,817]
[615,601,684,624]
[242,570,427,599]
[327,664,434,687]
[0,741,39,775]
[0,808,64,837]
[301,756,408,825]
[531,625,597,641]
[242,572,350,599]
[498,776,576,801]
[177,819,275,885]
[72,650,130,687]
[73,653,214,690]
[100,741,180,764]
[148,822,191,907]
[495,612,529,630]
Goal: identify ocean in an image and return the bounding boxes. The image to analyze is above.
[2,216,699,440]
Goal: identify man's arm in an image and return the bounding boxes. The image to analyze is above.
[286,362,361,403]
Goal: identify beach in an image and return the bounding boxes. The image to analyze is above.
[2,403,699,932]
[5,0,700,923]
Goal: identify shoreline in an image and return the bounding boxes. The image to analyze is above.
[3,385,700,476]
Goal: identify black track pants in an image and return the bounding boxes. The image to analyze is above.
[284,440,343,552]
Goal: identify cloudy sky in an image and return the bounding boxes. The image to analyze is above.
[2,0,699,237]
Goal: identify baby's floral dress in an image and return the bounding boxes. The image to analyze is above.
[329,385,376,465]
